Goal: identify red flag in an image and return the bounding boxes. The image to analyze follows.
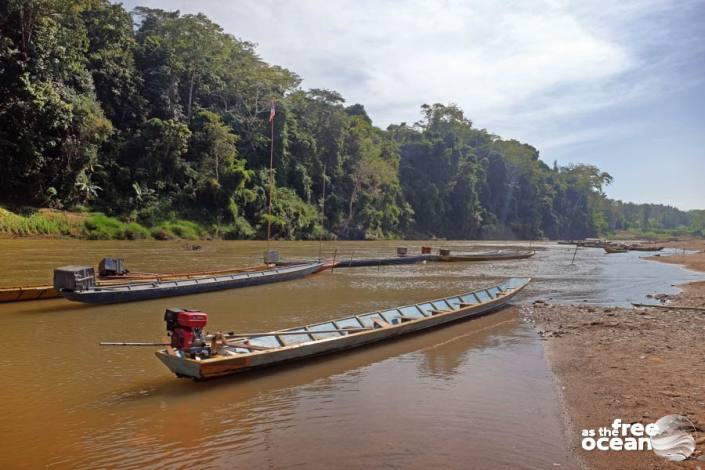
[268,102,276,123]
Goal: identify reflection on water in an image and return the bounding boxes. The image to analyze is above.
[0,240,699,468]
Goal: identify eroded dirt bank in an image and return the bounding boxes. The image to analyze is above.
[526,241,705,469]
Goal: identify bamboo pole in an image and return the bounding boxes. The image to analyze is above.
[99,328,373,347]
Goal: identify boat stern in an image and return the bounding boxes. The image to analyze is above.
[155,350,203,380]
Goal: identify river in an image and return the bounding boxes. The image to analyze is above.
[0,240,700,469]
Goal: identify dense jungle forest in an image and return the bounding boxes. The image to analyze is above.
[1,1,702,240]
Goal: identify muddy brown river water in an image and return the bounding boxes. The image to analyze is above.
[0,240,701,469]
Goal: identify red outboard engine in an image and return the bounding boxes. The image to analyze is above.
[164,308,209,357]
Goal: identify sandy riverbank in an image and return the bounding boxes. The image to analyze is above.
[527,240,705,469]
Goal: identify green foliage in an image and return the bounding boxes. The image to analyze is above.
[84,213,128,239]
[152,220,204,240]
[0,208,80,236]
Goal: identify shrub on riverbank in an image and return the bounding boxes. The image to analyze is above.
[0,207,207,240]
[150,220,204,240]
[0,208,85,237]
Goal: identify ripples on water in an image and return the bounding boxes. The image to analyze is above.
[0,240,700,468]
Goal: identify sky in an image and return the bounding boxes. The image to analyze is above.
[119,0,705,210]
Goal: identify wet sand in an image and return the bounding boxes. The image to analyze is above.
[528,240,705,469]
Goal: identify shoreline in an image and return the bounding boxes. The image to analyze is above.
[528,240,705,469]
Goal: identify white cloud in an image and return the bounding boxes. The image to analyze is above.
[122,0,634,127]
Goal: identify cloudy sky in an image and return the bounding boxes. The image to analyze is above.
[119,0,705,210]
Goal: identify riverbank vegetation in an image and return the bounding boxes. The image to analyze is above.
[1,1,702,240]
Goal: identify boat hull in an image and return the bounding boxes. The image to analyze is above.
[0,286,60,303]
[60,263,323,304]
[436,250,535,262]
[156,277,530,380]
[334,255,428,268]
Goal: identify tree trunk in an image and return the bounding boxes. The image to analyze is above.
[187,70,195,122]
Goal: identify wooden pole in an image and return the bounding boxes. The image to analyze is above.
[267,105,275,247]
[226,327,371,339]
[99,328,373,347]
[570,244,578,265]
[318,163,326,260]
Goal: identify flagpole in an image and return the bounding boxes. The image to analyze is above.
[267,103,275,246]
[318,163,326,260]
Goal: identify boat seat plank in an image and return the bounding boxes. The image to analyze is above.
[432,300,451,311]
[380,309,401,323]
[460,293,479,304]
[430,309,452,316]
[309,322,342,340]
[474,290,492,303]
[335,317,364,330]
[277,328,313,346]
[358,313,385,328]
[416,303,435,317]
[399,305,425,318]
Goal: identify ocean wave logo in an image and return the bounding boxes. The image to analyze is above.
[650,414,696,461]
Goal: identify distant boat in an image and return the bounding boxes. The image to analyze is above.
[334,254,428,268]
[576,239,605,248]
[154,277,531,380]
[436,249,535,262]
[603,244,628,254]
[58,262,323,304]
[627,244,664,252]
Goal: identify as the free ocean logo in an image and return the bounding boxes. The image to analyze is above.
[581,415,697,461]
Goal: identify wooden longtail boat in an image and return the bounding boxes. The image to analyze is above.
[155,277,530,380]
[59,262,323,304]
[627,244,664,252]
[436,250,535,262]
[1,263,283,304]
[604,244,628,254]
[98,264,273,282]
[334,254,428,268]
[0,285,60,303]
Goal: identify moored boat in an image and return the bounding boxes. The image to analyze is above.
[603,244,628,254]
[57,262,323,304]
[436,249,535,262]
[627,244,664,252]
[1,260,278,303]
[334,254,428,268]
[154,277,530,380]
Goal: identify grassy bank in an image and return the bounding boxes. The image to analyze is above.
[0,208,208,240]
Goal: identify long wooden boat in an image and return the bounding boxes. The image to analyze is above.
[0,285,60,303]
[59,262,323,304]
[627,244,664,252]
[1,263,280,303]
[99,264,273,282]
[155,277,531,380]
[604,244,628,254]
[334,254,428,268]
[436,250,535,262]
